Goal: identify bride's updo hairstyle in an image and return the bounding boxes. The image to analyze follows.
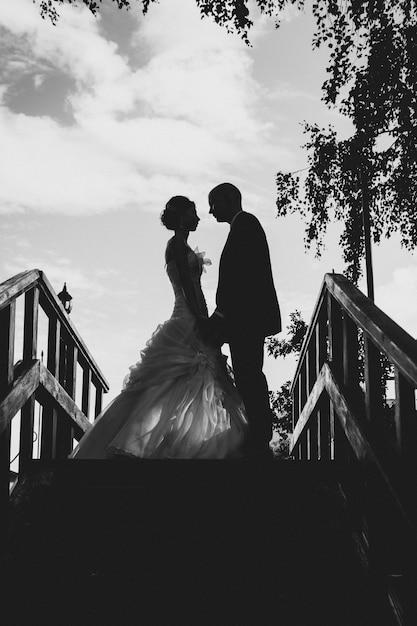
[161,196,195,231]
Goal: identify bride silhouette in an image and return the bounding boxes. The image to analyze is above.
[70,196,247,459]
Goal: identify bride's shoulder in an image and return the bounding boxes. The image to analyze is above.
[165,236,188,264]
[165,237,175,264]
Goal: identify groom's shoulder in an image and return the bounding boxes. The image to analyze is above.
[238,210,258,224]
[239,211,264,231]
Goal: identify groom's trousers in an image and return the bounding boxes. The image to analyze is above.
[229,333,273,452]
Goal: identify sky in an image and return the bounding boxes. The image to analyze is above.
[1,0,417,407]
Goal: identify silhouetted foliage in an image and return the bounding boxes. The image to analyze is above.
[269,381,292,456]
[266,309,308,359]
[267,310,308,457]
[274,1,417,282]
[37,0,132,25]
[36,0,295,41]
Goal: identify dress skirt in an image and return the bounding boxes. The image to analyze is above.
[70,312,247,460]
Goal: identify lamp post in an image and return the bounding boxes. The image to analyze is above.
[57,283,73,315]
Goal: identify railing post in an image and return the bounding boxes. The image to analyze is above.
[316,307,328,461]
[316,308,327,374]
[309,411,319,460]
[82,366,91,421]
[292,380,300,459]
[299,433,307,460]
[94,383,103,418]
[332,312,360,463]
[0,302,16,508]
[342,314,363,432]
[342,313,360,391]
[394,370,417,465]
[306,346,318,459]
[364,336,384,430]
[55,333,75,458]
[306,428,311,460]
[328,294,343,379]
[318,396,330,460]
[329,403,336,460]
[23,288,39,362]
[292,380,299,430]
[328,294,343,459]
[298,360,308,460]
[307,347,316,398]
[20,288,39,475]
[41,316,61,459]
[299,360,307,417]
[67,345,77,447]
[19,397,36,475]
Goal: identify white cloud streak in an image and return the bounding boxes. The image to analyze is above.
[0,0,294,216]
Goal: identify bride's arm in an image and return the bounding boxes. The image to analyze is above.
[168,238,202,318]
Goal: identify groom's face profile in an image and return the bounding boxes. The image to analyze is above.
[209,194,229,222]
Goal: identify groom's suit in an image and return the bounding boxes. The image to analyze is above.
[214,211,281,454]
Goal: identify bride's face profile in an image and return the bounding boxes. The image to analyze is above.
[182,204,200,231]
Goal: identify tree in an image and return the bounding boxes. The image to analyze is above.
[269,381,292,456]
[267,310,308,457]
[274,1,417,284]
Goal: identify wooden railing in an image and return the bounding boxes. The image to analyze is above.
[0,269,109,506]
[291,273,417,622]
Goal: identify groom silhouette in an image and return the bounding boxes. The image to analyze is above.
[206,183,281,459]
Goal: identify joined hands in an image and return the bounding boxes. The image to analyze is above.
[198,316,226,348]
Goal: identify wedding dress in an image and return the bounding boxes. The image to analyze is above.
[70,247,247,459]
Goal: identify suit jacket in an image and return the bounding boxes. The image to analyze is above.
[215,211,281,338]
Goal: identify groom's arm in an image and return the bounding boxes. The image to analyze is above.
[198,312,227,347]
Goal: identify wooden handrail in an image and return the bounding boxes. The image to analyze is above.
[290,273,417,619]
[291,274,417,393]
[290,277,328,395]
[291,362,414,530]
[0,360,90,439]
[0,269,109,503]
[0,360,40,436]
[328,274,417,386]
[0,270,109,389]
[0,269,41,309]
[291,273,417,463]
[39,363,90,435]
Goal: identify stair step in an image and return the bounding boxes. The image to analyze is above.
[2,460,390,625]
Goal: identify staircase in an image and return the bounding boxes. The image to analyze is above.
[1,271,417,625]
[2,459,394,625]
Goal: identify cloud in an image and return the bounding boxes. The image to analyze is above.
[1,252,105,297]
[0,249,140,306]
[0,0,294,216]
